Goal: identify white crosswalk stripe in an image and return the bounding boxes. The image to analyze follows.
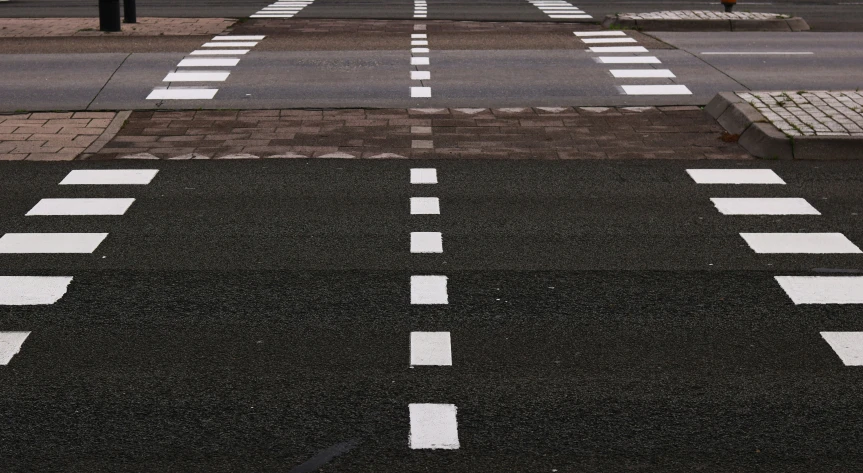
[0,277,72,306]
[710,198,820,215]
[821,332,863,366]
[740,233,862,254]
[0,233,109,254]
[409,404,460,449]
[687,169,785,184]
[0,332,30,366]
[26,198,136,216]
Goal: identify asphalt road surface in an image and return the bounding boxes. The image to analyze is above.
[2,160,863,471]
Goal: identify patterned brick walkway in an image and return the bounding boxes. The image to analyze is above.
[738,91,863,137]
[0,18,235,37]
[0,112,118,161]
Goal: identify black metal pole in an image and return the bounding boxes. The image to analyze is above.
[124,0,137,24]
[99,0,121,32]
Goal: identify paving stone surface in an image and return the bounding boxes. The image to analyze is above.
[0,112,116,161]
[738,91,863,137]
[85,107,750,160]
[617,11,789,20]
[0,18,236,37]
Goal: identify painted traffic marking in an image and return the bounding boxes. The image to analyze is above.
[163,72,230,82]
[821,332,863,366]
[589,46,649,53]
[26,198,135,216]
[412,34,427,39]
[775,276,863,304]
[412,48,430,54]
[411,197,440,215]
[412,40,429,46]
[411,276,448,305]
[212,35,265,41]
[411,168,438,184]
[574,31,626,37]
[411,57,430,65]
[411,232,443,253]
[710,198,820,215]
[0,233,109,254]
[686,169,785,184]
[740,233,862,254]
[411,332,453,366]
[409,404,460,449]
[582,38,638,44]
[0,276,72,305]
[411,87,432,98]
[60,170,159,185]
[411,71,431,80]
[147,89,219,100]
[622,85,692,95]
[252,0,315,17]
[0,332,30,366]
[190,50,250,55]
[201,42,258,48]
[598,56,661,64]
[176,58,240,67]
[610,69,675,78]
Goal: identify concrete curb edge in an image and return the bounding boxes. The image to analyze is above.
[79,110,132,159]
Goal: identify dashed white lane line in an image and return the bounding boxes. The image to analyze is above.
[409,403,460,449]
[611,69,675,78]
[176,58,241,67]
[740,233,862,254]
[411,232,443,253]
[411,57,430,66]
[0,332,30,366]
[201,42,258,48]
[411,70,431,80]
[411,197,440,215]
[411,332,453,366]
[26,198,136,216]
[251,0,314,17]
[411,168,438,184]
[528,0,592,19]
[621,85,691,95]
[0,276,72,305]
[0,233,109,254]
[589,46,649,53]
[775,276,863,304]
[821,332,863,366]
[146,89,220,100]
[575,31,626,37]
[686,169,786,185]
[582,38,638,44]
[60,169,159,185]
[415,0,427,18]
[212,35,265,41]
[163,72,231,82]
[189,50,250,55]
[411,87,432,98]
[411,275,448,305]
[598,56,661,64]
[710,197,820,215]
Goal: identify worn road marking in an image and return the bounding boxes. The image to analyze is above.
[411,232,443,253]
[0,332,30,366]
[409,404,460,449]
[411,332,453,366]
[0,233,108,254]
[741,233,862,254]
[598,56,661,64]
[821,332,863,366]
[163,72,230,82]
[212,35,265,41]
[687,169,785,184]
[411,168,438,184]
[610,69,675,78]
[177,58,240,67]
[575,31,626,36]
[411,87,432,98]
[622,85,692,95]
[190,50,249,55]
[411,197,440,215]
[590,46,649,53]
[582,38,638,44]
[0,276,72,305]
[201,42,258,48]
[711,197,820,215]
[411,276,448,304]
[60,170,159,185]
[146,89,220,100]
[26,198,135,216]
[776,276,863,304]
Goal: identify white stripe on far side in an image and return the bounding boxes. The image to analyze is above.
[26,198,135,216]
[622,85,692,95]
[821,332,863,366]
[0,332,30,365]
[711,198,820,215]
[201,42,258,47]
[411,232,443,253]
[0,276,73,305]
[147,89,219,100]
[163,72,230,82]
[0,233,108,254]
[740,233,862,254]
[409,403,460,449]
[686,169,785,184]
[411,168,438,184]
[590,46,648,53]
[574,31,626,37]
[211,35,265,40]
[775,276,863,304]
[582,37,637,44]
[598,56,661,64]
[411,87,432,98]
[411,332,453,366]
[411,197,440,215]
[611,69,675,78]
[189,50,249,55]
[60,170,159,185]
[411,275,448,304]
[177,58,240,67]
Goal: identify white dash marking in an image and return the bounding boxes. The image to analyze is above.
[411,71,431,80]
[548,14,592,18]
[740,233,862,254]
[0,233,108,254]
[0,332,30,365]
[163,72,230,82]
[610,69,675,78]
[189,49,249,55]
[598,56,661,64]
[775,276,863,304]
[412,40,429,46]
[177,58,240,67]
[622,85,692,95]
[201,42,258,48]
[411,232,443,253]
[212,35,265,41]
[411,57,430,65]
[26,198,135,216]
[147,89,219,100]
[821,332,863,366]
[412,34,428,39]
[686,169,785,185]
[411,87,432,98]
[589,46,649,53]
[409,403,459,449]
[411,197,440,215]
[411,48,430,54]
[60,170,159,185]
[411,168,437,184]
[710,198,820,215]
[411,275,448,305]
[574,31,627,37]
[411,332,452,366]
[582,37,638,44]
[0,276,72,305]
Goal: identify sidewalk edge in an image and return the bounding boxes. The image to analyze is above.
[79,110,132,159]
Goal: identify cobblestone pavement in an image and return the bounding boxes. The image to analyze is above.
[0,112,118,161]
[738,91,863,137]
[0,18,236,37]
[83,107,749,160]
[617,11,789,20]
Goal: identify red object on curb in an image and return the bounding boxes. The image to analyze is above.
[721,0,736,11]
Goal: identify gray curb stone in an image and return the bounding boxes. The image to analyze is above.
[602,15,809,32]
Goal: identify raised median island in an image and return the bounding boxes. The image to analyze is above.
[603,10,810,32]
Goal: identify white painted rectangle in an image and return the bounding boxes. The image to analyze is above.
[411,47,430,54]
[250,14,294,17]
[411,275,448,305]
[411,87,432,98]
[411,168,437,184]
[776,276,863,304]
[201,42,258,48]
[711,198,820,215]
[741,233,861,254]
[164,72,230,82]
[411,57,430,65]
[0,276,72,305]
[0,233,108,254]
[60,169,159,185]
[409,404,459,449]
[411,332,452,366]
[411,71,431,80]
[26,198,135,216]
[0,332,30,365]
[412,40,429,46]
[411,197,440,215]
[610,69,675,78]
[622,85,692,95]
[582,38,635,44]
[598,56,661,64]
[590,46,649,53]
[147,88,219,100]
[412,34,428,39]
[821,332,863,366]
[190,49,249,55]
[686,169,785,185]
[575,31,627,37]
[411,232,443,253]
[177,58,240,67]
[549,14,592,18]
[212,35,265,40]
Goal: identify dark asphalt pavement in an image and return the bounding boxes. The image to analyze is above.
[2,160,863,471]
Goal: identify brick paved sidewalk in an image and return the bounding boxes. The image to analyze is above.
[74,106,749,160]
[617,11,789,20]
[738,91,863,137]
[0,18,236,37]
[0,112,123,161]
